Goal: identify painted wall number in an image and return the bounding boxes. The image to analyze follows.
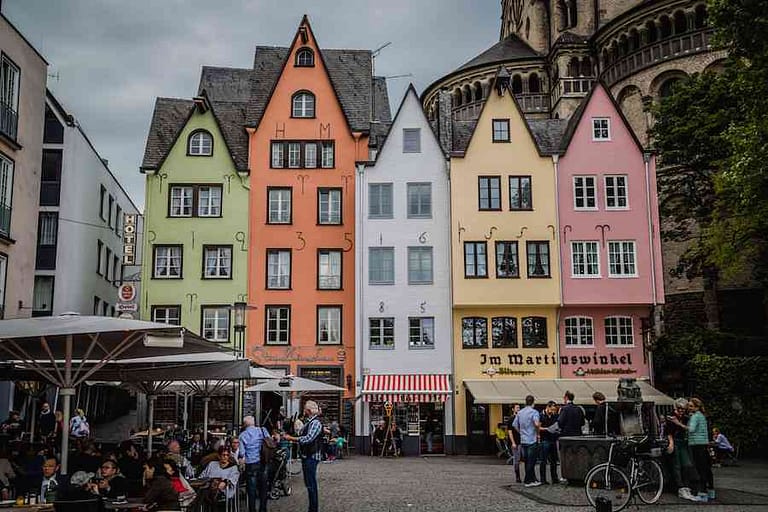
[418,232,428,244]
[379,301,385,313]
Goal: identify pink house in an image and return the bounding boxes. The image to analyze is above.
[556,83,664,380]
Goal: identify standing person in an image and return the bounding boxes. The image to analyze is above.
[665,398,699,502]
[237,416,268,512]
[538,400,564,485]
[512,395,541,487]
[424,412,438,454]
[69,409,90,439]
[557,391,584,437]
[672,398,713,501]
[283,401,323,512]
[506,404,522,483]
[38,402,56,440]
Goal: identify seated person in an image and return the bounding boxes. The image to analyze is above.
[0,448,15,500]
[372,421,387,456]
[59,471,99,502]
[711,427,734,464]
[199,446,239,504]
[86,459,128,499]
[163,460,192,494]
[142,458,179,511]
[36,456,66,503]
[495,423,510,456]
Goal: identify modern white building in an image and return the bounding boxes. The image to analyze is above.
[355,86,454,455]
[33,91,141,317]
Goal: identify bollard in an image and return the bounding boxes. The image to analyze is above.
[595,496,612,512]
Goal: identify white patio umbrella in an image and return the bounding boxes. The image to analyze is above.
[244,375,346,393]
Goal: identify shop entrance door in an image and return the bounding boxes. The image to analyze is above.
[419,402,445,455]
[467,393,490,455]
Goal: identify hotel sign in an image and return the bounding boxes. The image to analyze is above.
[122,214,137,265]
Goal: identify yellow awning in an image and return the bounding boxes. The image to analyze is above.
[463,378,673,406]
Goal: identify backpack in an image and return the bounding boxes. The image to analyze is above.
[260,427,277,462]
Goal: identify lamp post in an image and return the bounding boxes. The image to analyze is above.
[232,302,247,428]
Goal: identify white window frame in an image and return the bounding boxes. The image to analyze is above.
[295,48,314,67]
[292,92,315,118]
[1,57,20,112]
[409,317,435,349]
[265,306,291,345]
[604,174,629,210]
[197,186,222,217]
[608,240,638,278]
[564,316,594,347]
[321,141,334,168]
[318,188,341,225]
[268,188,291,224]
[369,317,395,349]
[407,246,433,285]
[317,306,341,345]
[402,128,421,153]
[592,118,611,141]
[605,316,635,346]
[170,186,193,217]
[407,182,432,219]
[202,307,230,342]
[464,242,488,278]
[571,241,600,278]
[288,142,301,168]
[573,175,598,210]
[188,131,213,156]
[0,254,6,318]
[152,306,181,325]
[267,249,291,289]
[271,142,285,168]
[153,246,182,279]
[304,142,317,168]
[368,247,394,285]
[318,249,342,290]
[368,183,393,219]
[203,246,232,279]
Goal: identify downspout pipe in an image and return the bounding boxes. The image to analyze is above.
[355,162,366,447]
[552,155,563,376]
[445,157,457,454]
[643,152,659,385]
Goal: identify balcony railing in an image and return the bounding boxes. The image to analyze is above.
[0,101,18,141]
[602,28,714,86]
[551,77,595,107]
[453,93,551,121]
[0,204,10,237]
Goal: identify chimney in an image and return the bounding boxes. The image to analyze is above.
[437,88,453,154]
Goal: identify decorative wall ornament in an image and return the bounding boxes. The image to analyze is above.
[157,173,168,192]
[341,174,353,195]
[562,224,573,241]
[595,224,611,247]
[223,174,234,194]
[484,226,498,240]
[295,231,306,251]
[457,222,466,242]
[185,293,198,313]
[343,233,354,252]
[297,174,310,194]
[547,224,556,239]
[418,232,428,244]
[235,232,247,251]
[516,226,528,239]
[147,230,156,243]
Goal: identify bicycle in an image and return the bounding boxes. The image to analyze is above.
[584,435,665,512]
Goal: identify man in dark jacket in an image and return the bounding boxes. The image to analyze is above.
[557,391,585,437]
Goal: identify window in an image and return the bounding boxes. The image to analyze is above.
[105,248,112,282]
[44,105,64,144]
[368,183,393,219]
[304,143,317,168]
[368,247,394,285]
[201,307,230,342]
[492,317,517,348]
[99,185,106,221]
[462,317,488,348]
[32,276,54,316]
[317,306,341,344]
[608,241,637,277]
[203,245,232,279]
[153,245,182,278]
[564,317,594,346]
[101,301,109,317]
[318,250,342,290]
[605,317,634,346]
[112,256,119,286]
[152,306,181,325]
[295,47,314,67]
[93,296,100,316]
[407,183,431,218]
[115,206,122,235]
[288,142,301,168]
[271,142,284,168]
[409,317,435,348]
[36,212,58,270]
[464,242,488,278]
[478,176,501,210]
[592,118,610,141]
[492,119,510,142]
[573,176,597,209]
[571,241,600,277]
[292,91,315,118]
[605,175,628,209]
[268,187,292,224]
[321,141,334,168]
[270,141,334,169]
[188,130,213,156]
[318,188,342,225]
[0,155,13,236]
[198,186,222,217]
[369,318,394,348]
[267,249,291,289]
[408,247,433,284]
[108,195,114,228]
[96,240,103,275]
[402,128,421,153]
[509,176,532,210]
[1,56,20,112]
[265,306,291,345]
[40,149,62,206]
[170,186,193,217]
[522,316,548,348]
[526,241,550,278]
[495,241,519,278]
[0,254,6,318]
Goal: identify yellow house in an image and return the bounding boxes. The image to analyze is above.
[449,71,562,454]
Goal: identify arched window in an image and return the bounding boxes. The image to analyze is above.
[601,49,609,67]
[295,47,314,67]
[619,35,628,57]
[188,130,213,156]
[453,89,463,107]
[525,17,530,39]
[673,11,687,34]
[659,16,672,38]
[511,75,523,94]
[528,73,541,93]
[694,5,707,28]
[473,82,483,102]
[557,0,568,31]
[567,56,580,77]
[568,0,578,28]
[291,91,315,118]
[645,21,658,43]
[463,85,472,104]
[580,57,592,76]
[659,78,682,98]
[629,29,640,51]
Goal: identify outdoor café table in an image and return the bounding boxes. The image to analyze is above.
[0,505,54,512]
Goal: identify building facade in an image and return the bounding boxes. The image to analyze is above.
[0,12,47,320]
[355,86,453,455]
[33,92,141,318]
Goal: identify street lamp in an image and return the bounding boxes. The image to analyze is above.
[233,301,247,358]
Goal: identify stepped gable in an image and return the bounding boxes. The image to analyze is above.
[527,118,568,155]
[456,33,541,73]
[140,97,194,171]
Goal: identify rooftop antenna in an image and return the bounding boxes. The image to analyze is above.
[370,42,393,123]
[47,71,60,82]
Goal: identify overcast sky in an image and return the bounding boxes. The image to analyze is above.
[3,0,500,209]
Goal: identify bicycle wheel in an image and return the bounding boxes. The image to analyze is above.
[585,463,632,512]
[635,459,664,504]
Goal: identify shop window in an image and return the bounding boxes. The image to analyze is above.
[462,317,488,348]
[492,317,517,348]
[564,316,594,346]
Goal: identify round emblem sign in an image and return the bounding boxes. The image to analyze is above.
[118,284,136,302]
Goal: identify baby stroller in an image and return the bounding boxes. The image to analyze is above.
[268,447,293,500]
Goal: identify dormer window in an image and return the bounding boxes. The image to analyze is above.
[292,91,315,118]
[188,130,213,156]
[295,48,315,67]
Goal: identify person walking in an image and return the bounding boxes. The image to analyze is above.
[506,404,522,483]
[557,391,584,437]
[237,415,269,512]
[284,401,323,512]
[512,395,541,487]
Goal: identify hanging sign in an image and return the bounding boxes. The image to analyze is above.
[122,214,137,265]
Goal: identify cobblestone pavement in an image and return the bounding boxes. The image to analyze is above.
[264,456,768,512]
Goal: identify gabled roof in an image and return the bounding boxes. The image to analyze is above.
[528,118,567,155]
[140,98,195,171]
[456,33,541,73]
[373,83,443,160]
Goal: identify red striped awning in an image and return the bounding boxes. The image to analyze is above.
[361,374,451,403]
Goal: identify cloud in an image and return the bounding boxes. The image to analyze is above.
[3,0,498,208]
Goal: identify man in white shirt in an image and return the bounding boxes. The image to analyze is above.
[512,395,541,487]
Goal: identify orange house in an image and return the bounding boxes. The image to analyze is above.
[246,16,389,424]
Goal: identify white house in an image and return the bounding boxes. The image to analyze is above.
[355,85,454,455]
[33,91,141,317]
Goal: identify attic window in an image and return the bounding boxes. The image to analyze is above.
[292,91,316,118]
[295,48,314,67]
[402,128,421,153]
[188,130,213,156]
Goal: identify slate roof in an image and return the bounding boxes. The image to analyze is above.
[452,120,478,154]
[141,98,194,171]
[456,34,541,73]
[528,118,568,154]
[553,31,590,46]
